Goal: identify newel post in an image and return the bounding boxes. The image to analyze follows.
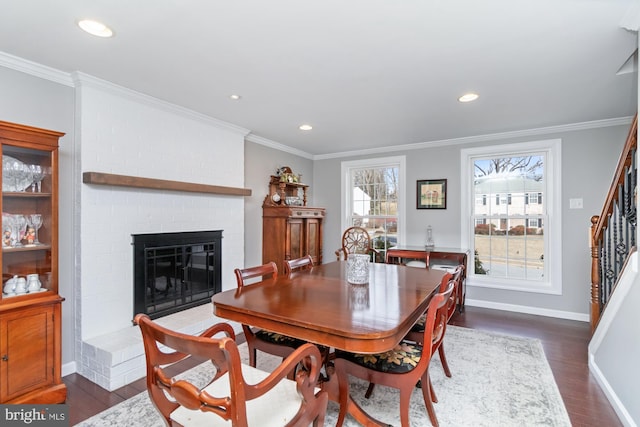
[590,215,601,333]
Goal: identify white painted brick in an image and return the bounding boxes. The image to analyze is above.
[77,85,246,389]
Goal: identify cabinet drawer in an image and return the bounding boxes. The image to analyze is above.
[291,209,324,218]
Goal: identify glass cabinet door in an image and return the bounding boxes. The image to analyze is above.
[1,144,57,299]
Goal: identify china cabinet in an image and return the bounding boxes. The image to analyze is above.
[262,167,325,272]
[0,120,66,404]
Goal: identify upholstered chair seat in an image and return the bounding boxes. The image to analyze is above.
[334,341,423,374]
[170,363,317,427]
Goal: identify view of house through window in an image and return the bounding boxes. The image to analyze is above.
[343,158,403,259]
[473,155,546,281]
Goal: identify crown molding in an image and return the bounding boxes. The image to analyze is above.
[245,133,314,160]
[312,116,635,160]
[0,52,250,136]
[0,51,73,86]
[2,50,633,161]
[72,72,250,136]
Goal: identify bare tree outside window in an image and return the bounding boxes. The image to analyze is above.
[350,166,399,254]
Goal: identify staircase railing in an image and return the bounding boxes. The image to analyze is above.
[590,114,637,332]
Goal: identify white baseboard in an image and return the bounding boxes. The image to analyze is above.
[588,354,637,427]
[62,361,77,377]
[465,298,589,322]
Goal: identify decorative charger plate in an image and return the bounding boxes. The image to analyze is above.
[2,155,32,192]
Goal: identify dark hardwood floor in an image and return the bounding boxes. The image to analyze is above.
[63,306,622,426]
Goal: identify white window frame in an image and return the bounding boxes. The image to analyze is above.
[460,139,562,295]
[341,156,406,245]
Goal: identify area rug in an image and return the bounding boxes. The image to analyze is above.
[74,326,571,426]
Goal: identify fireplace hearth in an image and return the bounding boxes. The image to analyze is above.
[132,230,222,319]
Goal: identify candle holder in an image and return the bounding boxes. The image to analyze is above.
[425,225,435,248]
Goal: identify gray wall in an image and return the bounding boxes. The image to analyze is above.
[0,66,76,366]
[593,267,640,423]
[312,124,628,317]
[1,56,633,376]
[244,141,314,269]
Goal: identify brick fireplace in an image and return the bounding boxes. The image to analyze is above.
[132,230,223,320]
[78,230,235,391]
[74,77,247,392]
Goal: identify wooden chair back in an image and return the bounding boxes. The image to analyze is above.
[284,255,314,276]
[431,274,457,353]
[135,313,328,427]
[234,261,278,288]
[234,262,309,375]
[444,265,464,322]
[335,226,380,261]
[422,280,455,365]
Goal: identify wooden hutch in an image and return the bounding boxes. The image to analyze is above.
[262,167,325,273]
[0,121,66,404]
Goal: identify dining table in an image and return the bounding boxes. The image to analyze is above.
[212,260,447,426]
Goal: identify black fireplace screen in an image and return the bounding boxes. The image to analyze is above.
[132,230,222,320]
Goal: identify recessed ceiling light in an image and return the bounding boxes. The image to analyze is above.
[458,93,479,103]
[229,94,242,100]
[299,124,313,131]
[78,19,113,38]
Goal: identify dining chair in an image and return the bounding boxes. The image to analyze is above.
[405,265,463,378]
[269,256,333,373]
[135,313,328,427]
[283,254,314,276]
[334,281,455,427]
[234,262,309,375]
[335,226,380,262]
[362,270,454,399]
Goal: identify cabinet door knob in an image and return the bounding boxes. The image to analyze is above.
[1,354,8,361]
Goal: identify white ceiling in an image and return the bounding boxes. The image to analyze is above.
[0,0,637,157]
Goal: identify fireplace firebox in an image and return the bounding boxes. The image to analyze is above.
[132,230,222,319]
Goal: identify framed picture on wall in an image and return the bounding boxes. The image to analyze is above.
[417,179,447,209]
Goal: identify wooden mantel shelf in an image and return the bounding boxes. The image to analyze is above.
[82,172,252,196]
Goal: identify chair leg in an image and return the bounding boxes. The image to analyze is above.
[248,346,257,368]
[334,360,350,427]
[399,385,413,427]
[438,345,452,378]
[364,382,376,398]
[420,372,439,427]
[429,373,437,403]
[312,392,328,427]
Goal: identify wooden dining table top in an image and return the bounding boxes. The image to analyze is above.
[212,261,447,354]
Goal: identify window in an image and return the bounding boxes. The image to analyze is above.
[460,140,561,294]
[527,218,543,228]
[527,192,542,204]
[341,157,406,255]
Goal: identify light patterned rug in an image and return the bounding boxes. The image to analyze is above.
[74,326,571,426]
